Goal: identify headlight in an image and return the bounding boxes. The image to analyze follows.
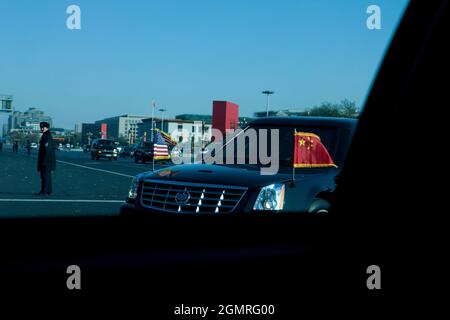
[98,150,102,153]
[113,148,118,153]
[253,183,285,211]
[128,177,139,199]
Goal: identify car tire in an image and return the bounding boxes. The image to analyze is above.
[308,198,331,214]
[91,153,94,160]
[109,157,112,161]
[134,156,138,163]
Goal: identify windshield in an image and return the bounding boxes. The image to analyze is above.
[215,123,350,170]
[143,142,153,150]
[97,140,114,146]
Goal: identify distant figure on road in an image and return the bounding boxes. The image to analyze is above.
[12,141,18,154]
[36,122,56,196]
[26,140,31,156]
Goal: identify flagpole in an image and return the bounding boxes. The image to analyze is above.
[152,130,155,172]
[151,99,155,138]
[292,129,296,182]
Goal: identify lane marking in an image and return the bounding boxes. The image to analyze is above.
[56,160,134,178]
[0,199,124,203]
[2,152,150,177]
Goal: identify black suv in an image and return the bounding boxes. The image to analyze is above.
[133,141,154,163]
[121,117,357,215]
[90,139,118,160]
[133,141,172,163]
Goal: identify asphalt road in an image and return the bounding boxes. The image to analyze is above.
[0,146,171,218]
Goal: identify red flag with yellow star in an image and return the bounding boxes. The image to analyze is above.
[293,132,337,168]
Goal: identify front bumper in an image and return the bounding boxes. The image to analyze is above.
[120,202,182,216]
[120,202,151,216]
[96,152,117,158]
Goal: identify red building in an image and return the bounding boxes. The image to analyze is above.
[101,123,107,139]
[212,101,239,140]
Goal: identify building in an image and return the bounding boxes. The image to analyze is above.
[74,123,82,135]
[137,118,212,144]
[175,114,212,122]
[94,115,148,141]
[80,123,99,145]
[253,109,306,118]
[212,101,239,139]
[0,95,13,112]
[7,108,53,133]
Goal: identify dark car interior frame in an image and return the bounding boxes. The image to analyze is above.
[0,0,447,305]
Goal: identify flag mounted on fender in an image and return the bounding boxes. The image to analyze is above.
[155,128,177,146]
[153,130,170,160]
[293,132,336,168]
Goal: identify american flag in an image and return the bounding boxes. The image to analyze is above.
[153,131,170,160]
[156,129,177,146]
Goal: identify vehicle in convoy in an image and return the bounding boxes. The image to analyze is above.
[133,141,153,163]
[119,146,133,158]
[90,139,118,160]
[129,143,139,157]
[121,117,357,215]
[115,144,123,155]
[133,141,171,163]
[83,144,91,153]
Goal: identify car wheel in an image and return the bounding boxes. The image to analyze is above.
[91,153,94,160]
[308,198,331,214]
[109,157,112,161]
[134,156,138,163]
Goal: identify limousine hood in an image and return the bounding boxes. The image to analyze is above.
[138,164,293,189]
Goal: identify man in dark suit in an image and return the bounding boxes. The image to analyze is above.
[36,122,56,196]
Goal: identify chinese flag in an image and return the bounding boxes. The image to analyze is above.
[293,132,337,168]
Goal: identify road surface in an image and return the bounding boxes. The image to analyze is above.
[0,146,171,218]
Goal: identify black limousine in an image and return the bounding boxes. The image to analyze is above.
[120,117,357,215]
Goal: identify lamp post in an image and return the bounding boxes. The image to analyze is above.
[159,108,166,131]
[262,90,275,117]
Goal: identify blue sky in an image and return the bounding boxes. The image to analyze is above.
[0,0,409,129]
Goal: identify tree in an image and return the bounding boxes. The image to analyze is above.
[117,135,129,146]
[71,133,82,146]
[27,133,41,143]
[305,100,359,118]
[340,99,359,117]
[8,131,26,145]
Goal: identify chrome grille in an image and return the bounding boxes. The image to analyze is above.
[140,179,247,214]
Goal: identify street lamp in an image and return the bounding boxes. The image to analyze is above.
[159,108,166,131]
[262,90,275,117]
